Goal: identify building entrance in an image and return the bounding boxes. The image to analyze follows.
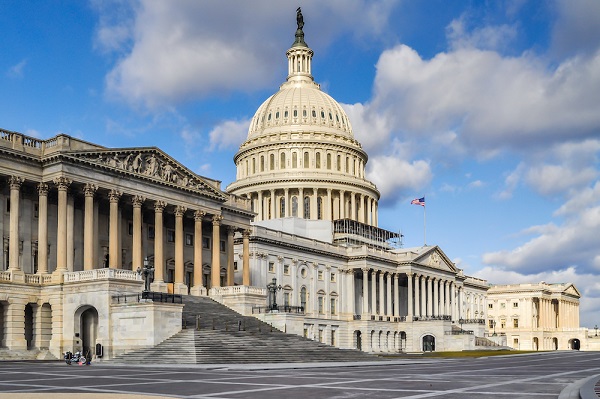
[569,338,580,350]
[76,306,98,359]
[423,334,435,352]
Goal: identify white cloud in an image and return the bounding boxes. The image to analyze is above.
[7,59,27,78]
[367,155,432,204]
[482,199,600,275]
[97,1,398,109]
[447,16,518,52]
[208,119,251,151]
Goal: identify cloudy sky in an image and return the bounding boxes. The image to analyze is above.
[1,1,599,327]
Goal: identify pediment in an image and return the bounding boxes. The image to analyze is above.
[65,148,227,200]
[415,246,458,273]
[563,284,581,297]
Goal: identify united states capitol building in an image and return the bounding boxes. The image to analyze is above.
[0,12,596,360]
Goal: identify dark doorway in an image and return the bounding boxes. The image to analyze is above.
[80,307,99,359]
[355,330,362,351]
[423,334,435,352]
[24,304,34,350]
[570,338,580,350]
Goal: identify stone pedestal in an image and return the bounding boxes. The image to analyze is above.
[150,281,169,293]
[173,283,189,295]
[190,285,207,296]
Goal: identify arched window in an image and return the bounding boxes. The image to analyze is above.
[269,153,275,170]
[280,152,286,169]
[266,198,271,219]
[327,153,331,169]
[292,152,298,168]
[300,287,307,309]
[260,155,264,172]
[304,152,309,168]
[304,196,310,219]
[317,197,323,220]
[336,155,341,171]
[346,157,349,173]
[291,196,298,217]
[280,197,285,217]
[252,158,256,174]
[315,152,321,168]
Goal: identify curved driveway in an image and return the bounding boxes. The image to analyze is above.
[1,351,599,398]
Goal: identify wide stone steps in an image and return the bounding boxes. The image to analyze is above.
[110,295,379,364]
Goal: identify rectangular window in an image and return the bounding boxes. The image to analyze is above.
[513,319,519,328]
[318,296,324,314]
[330,298,336,315]
[501,319,506,329]
[148,225,155,240]
[513,302,519,308]
[318,270,324,281]
[500,302,506,309]
[233,261,238,271]
[202,237,210,249]
[513,338,519,346]
[6,198,10,213]
[167,229,175,243]
[128,222,133,236]
[331,330,336,346]
[284,264,290,275]
[488,303,493,309]
[268,262,275,273]
[34,203,39,218]
[283,292,290,306]
[318,329,324,343]
[330,273,336,282]
[220,240,226,252]
[185,233,193,246]
[488,319,494,328]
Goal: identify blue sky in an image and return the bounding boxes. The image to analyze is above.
[2,1,599,327]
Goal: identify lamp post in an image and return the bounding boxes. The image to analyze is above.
[137,257,154,293]
[492,319,497,336]
[266,277,282,310]
[595,324,598,337]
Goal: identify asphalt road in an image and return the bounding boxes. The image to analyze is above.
[1,351,599,399]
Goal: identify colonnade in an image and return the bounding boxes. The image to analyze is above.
[248,187,378,225]
[355,269,473,322]
[3,174,252,292]
[537,298,579,329]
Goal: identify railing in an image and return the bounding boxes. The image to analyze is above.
[251,305,304,314]
[459,318,486,324]
[112,291,183,304]
[413,315,452,321]
[0,271,10,282]
[209,285,267,296]
[445,329,474,335]
[353,314,361,320]
[64,268,141,283]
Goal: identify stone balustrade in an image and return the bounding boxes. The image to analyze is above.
[64,269,141,283]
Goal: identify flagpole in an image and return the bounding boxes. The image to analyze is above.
[423,204,427,246]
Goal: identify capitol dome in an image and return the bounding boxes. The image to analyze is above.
[227,11,380,226]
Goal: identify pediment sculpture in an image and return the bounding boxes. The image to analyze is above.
[70,150,225,198]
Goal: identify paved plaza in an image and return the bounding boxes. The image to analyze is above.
[0,351,599,399]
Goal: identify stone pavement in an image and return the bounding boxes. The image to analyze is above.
[1,351,599,398]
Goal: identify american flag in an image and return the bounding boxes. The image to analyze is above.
[411,197,425,206]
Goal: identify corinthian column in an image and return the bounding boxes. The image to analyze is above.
[242,229,250,285]
[173,205,187,294]
[407,273,413,319]
[362,268,369,315]
[37,183,49,274]
[211,214,223,288]
[108,189,121,269]
[191,210,205,295]
[226,226,235,286]
[83,184,97,271]
[131,195,145,271]
[54,177,72,272]
[8,176,24,271]
[151,201,167,292]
